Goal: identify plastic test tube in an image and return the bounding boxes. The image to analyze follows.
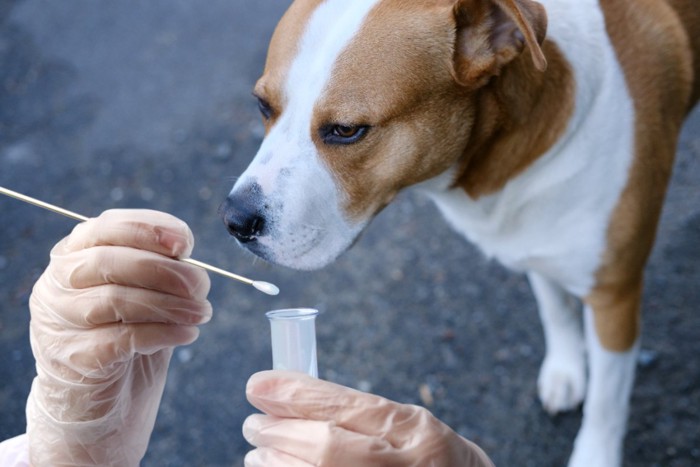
[266,308,319,378]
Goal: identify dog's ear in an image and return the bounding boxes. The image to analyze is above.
[451,0,547,88]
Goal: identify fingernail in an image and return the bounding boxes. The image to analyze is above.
[154,226,191,257]
[183,326,200,345]
[242,416,260,444]
[246,372,265,396]
[246,370,281,397]
[63,222,88,251]
[244,449,262,467]
[195,302,213,324]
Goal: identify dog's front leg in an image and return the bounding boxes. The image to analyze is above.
[568,304,640,467]
[527,272,587,414]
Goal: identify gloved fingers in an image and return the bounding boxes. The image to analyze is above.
[31,321,199,380]
[49,245,211,300]
[135,323,199,360]
[84,284,212,326]
[246,373,496,467]
[89,322,200,363]
[63,209,195,258]
[24,208,204,467]
[40,284,213,327]
[243,414,399,467]
[247,371,424,444]
[244,447,312,467]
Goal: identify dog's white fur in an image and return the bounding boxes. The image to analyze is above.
[224,0,697,465]
[234,0,378,269]
[419,7,638,463]
[422,0,634,296]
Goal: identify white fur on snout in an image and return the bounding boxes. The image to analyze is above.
[232,128,362,269]
[230,0,380,269]
[234,125,363,270]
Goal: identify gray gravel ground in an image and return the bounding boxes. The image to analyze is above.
[1,1,699,466]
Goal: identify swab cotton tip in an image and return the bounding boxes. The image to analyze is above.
[253,281,280,296]
[182,259,279,296]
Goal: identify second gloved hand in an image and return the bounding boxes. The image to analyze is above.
[243,370,495,467]
[26,210,212,466]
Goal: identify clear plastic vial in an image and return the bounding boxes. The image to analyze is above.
[266,308,319,378]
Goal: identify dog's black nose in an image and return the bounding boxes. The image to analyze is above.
[219,192,266,243]
[226,211,265,243]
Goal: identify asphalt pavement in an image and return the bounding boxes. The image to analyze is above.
[1,1,699,466]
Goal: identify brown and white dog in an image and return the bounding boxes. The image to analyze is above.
[219,0,700,465]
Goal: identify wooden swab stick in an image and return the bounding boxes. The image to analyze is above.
[0,186,279,296]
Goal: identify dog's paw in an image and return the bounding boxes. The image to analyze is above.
[537,355,586,414]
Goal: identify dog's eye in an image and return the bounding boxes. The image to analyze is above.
[333,125,359,138]
[255,96,274,120]
[321,124,370,145]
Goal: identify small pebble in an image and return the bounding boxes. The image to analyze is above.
[214,142,232,160]
[390,268,404,281]
[441,328,455,342]
[419,383,434,407]
[638,349,659,367]
[177,348,193,364]
[110,187,124,201]
[140,187,155,201]
[2,142,36,164]
[198,186,212,200]
[357,380,372,393]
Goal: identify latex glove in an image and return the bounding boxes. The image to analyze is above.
[243,370,495,467]
[0,434,29,466]
[26,209,212,466]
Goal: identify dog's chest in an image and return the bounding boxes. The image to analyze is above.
[418,0,636,297]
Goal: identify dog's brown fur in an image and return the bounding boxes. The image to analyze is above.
[587,0,698,351]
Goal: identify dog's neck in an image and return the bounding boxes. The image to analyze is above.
[452,40,575,199]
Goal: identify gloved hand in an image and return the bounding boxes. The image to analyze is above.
[25,209,212,466]
[243,370,495,467]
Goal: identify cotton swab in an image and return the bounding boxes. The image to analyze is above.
[0,186,280,296]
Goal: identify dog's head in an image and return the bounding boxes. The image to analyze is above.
[220,0,546,270]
